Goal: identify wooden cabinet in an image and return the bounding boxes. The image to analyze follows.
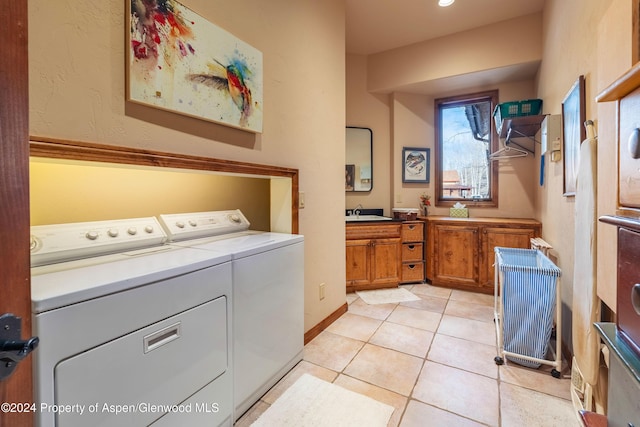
[400,221,425,284]
[431,222,479,287]
[425,216,541,294]
[597,61,640,217]
[346,222,401,292]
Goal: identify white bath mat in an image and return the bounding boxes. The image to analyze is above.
[356,287,420,305]
[251,374,394,427]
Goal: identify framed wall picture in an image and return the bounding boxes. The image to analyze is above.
[126,0,263,133]
[402,147,430,183]
[561,75,586,197]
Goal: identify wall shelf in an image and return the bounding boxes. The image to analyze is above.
[497,115,546,154]
[498,115,546,139]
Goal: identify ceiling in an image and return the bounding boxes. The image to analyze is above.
[345,0,545,55]
[345,0,545,94]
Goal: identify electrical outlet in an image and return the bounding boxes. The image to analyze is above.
[319,283,325,300]
[395,194,402,203]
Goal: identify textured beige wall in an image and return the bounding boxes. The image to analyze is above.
[367,13,542,93]
[30,158,271,229]
[346,54,392,214]
[348,59,539,218]
[389,81,538,218]
[28,0,346,333]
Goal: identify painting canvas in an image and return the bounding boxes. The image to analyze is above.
[127,0,263,133]
[402,147,430,183]
[562,75,585,197]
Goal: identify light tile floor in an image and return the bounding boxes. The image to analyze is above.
[237,284,579,426]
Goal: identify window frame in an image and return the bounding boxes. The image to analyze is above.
[434,90,499,208]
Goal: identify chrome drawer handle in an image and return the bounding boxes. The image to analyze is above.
[633,284,640,316]
[144,322,181,353]
[629,128,640,159]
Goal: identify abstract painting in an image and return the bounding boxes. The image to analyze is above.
[127,0,263,133]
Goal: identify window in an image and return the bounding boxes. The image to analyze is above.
[434,90,499,207]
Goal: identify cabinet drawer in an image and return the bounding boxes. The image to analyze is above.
[402,222,424,242]
[402,242,423,262]
[347,223,401,240]
[618,228,640,356]
[401,262,424,282]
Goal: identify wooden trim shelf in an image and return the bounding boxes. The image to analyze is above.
[596,61,640,103]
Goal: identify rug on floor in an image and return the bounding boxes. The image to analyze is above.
[251,373,394,427]
[356,287,420,305]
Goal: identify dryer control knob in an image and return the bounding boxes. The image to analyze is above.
[86,231,99,240]
[108,229,119,238]
[144,225,154,234]
[127,227,137,235]
[176,221,185,229]
[189,220,197,227]
[30,236,39,252]
[229,214,241,223]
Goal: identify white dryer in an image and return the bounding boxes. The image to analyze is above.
[30,217,233,427]
[158,210,304,421]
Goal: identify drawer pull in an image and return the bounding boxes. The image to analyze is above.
[629,128,640,159]
[632,284,640,315]
[407,264,416,269]
[408,225,416,230]
[407,245,415,250]
[144,322,181,353]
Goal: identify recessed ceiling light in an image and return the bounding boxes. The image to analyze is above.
[439,0,455,6]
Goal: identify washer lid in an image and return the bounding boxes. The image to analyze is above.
[31,246,231,313]
[182,232,305,258]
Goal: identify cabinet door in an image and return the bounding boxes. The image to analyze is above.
[433,224,479,286]
[370,238,401,287]
[346,239,371,288]
[481,226,536,288]
[619,87,640,209]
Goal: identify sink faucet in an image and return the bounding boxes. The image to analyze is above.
[354,204,363,217]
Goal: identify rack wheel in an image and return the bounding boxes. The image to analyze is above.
[494,356,504,365]
[551,369,561,379]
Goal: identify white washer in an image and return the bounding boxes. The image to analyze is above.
[158,210,304,421]
[30,217,233,427]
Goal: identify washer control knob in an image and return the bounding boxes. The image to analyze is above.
[229,214,241,223]
[86,231,99,240]
[176,221,185,229]
[107,228,119,238]
[189,220,197,227]
[127,227,137,235]
[144,225,154,234]
[30,236,39,251]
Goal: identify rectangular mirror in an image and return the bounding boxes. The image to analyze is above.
[346,126,373,192]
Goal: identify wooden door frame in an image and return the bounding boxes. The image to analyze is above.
[0,1,33,426]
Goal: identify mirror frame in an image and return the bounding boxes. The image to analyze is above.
[345,126,373,192]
